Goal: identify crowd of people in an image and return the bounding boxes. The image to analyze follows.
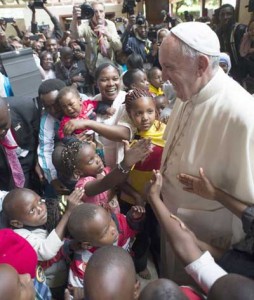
[0,1,254,299]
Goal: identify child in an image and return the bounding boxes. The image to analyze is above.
[2,187,84,293]
[120,88,166,278]
[147,67,164,96]
[84,246,140,300]
[154,95,171,124]
[61,138,151,214]
[178,168,254,279]
[123,68,149,91]
[57,86,98,139]
[67,203,145,288]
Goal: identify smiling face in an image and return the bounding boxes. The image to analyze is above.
[129,96,156,132]
[41,52,54,71]
[59,91,82,118]
[0,264,35,300]
[76,143,104,177]
[84,207,119,247]
[11,190,47,227]
[159,35,199,101]
[97,66,121,102]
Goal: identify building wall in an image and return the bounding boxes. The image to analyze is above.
[238,0,253,25]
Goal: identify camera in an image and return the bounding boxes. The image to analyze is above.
[122,0,136,15]
[28,0,47,10]
[115,17,123,23]
[136,13,146,26]
[0,18,14,23]
[79,3,94,20]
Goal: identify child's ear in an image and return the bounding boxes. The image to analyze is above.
[10,220,24,228]
[130,83,136,90]
[133,279,141,300]
[81,241,92,250]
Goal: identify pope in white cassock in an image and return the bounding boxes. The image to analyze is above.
[159,22,254,283]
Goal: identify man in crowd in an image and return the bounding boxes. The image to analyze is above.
[70,1,122,78]
[216,4,247,83]
[159,22,254,283]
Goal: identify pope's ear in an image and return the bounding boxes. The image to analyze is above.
[197,54,209,76]
[10,219,23,228]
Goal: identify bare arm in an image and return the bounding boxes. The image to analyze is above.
[147,170,203,266]
[178,167,248,219]
[64,119,130,142]
[84,139,151,196]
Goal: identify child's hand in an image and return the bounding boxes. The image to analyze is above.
[64,119,89,136]
[131,205,146,219]
[122,138,152,169]
[66,187,84,213]
[147,170,162,203]
[177,167,216,200]
[106,107,116,117]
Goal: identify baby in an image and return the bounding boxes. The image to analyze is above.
[57,86,98,139]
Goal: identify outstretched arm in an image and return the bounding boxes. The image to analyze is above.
[178,167,248,219]
[64,119,130,142]
[147,170,202,266]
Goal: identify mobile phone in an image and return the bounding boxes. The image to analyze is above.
[115,17,123,23]
[3,18,14,23]
[29,35,40,41]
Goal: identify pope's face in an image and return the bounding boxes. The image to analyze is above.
[159,35,199,101]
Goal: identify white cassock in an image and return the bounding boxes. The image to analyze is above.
[160,68,254,283]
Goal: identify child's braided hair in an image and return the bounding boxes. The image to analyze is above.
[61,140,91,178]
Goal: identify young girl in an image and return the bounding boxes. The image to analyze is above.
[57,86,98,139]
[61,138,152,214]
[147,67,164,96]
[120,88,166,279]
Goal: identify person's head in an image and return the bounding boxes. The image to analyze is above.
[248,19,254,42]
[0,228,38,279]
[40,50,54,71]
[135,18,149,40]
[60,47,74,69]
[31,41,42,55]
[219,52,231,74]
[95,63,121,102]
[218,4,235,29]
[207,274,254,300]
[139,278,188,300]
[56,86,82,118]
[38,78,66,119]
[157,28,170,46]
[125,88,157,132]
[0,264,35,300]
[0,98,11,141]
[3,188,47,228]
[147,67,163,89]
[10,40,23,50]
[45,38,58,54]
[123,69,149,91]
[68,203,118,248]
[115,50,128,66]
[85,246,140,300]
[126,53,144,70]
[159,22,220,101]
[154,95,170,114]
[62,140,104,179]
[91,1,105,26]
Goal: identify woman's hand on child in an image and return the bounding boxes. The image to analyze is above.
[66,187,84,213]
[131,205,146,219]
[177,167,216,200]
[147,170,162,203]
[122,138,152,169]
[64,119,89,136]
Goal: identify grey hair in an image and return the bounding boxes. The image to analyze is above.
[171,32,220,72]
